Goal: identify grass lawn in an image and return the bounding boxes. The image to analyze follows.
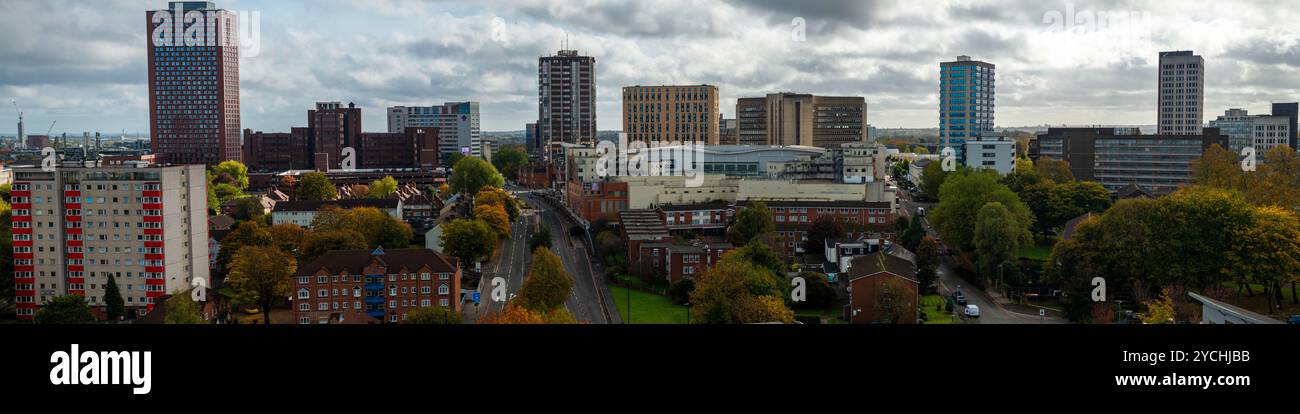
[609,284,688,324]
[1217,281,1300,318]
[795,307,848,324]
[1016,244,1054,261]
[920,294,957,324]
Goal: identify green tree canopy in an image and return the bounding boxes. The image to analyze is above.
[450,156,504,195]
[931,169,1032,252]
[298,228,368,264]
[164,292,206,324]
[728,201,775,244]
[226,246,297,324]
[492,146,529,180]
[35,295,96,324]
[104,275,126,321]
[367,176,398,199]
[213,160,250,189]
[516,247,575,312]
[440,219,497,267]
[296,172,338,201]
[404,306,462,324]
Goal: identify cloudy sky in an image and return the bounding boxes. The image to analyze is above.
[1,0,1298,135]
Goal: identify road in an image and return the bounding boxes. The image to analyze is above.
[893,178,1064,324]
[461,198,536,323]
[523,190,618,324]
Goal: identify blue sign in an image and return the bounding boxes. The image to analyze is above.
[472,292,481,304]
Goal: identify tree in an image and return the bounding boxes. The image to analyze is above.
[473,204,511,238]
[440,219,496,268]
[229,197,266,221]
[268,223,305,257]
[216,220,273,276]
[794,272,836,309]
[298,229,368,264]
[367,176,399,199]
[874,278,916,324]
[449,156,504,195]
[404,306,461,324]
[805,215,845,258]
[668,278,695,305]
[226,246,297,324]
[900,214,926,252]
[164,293,206,324]
[729,201,775,244]
[974,202,1021,285]
[104,275,126,321]
[311,206,413,248]
[919,161,949,199]
[35,295,96,324]
[212,160,250,189]
[212,183,244,206]
[296,172,337,201]
[1190,144,1243,190]
[1018,180,1111,236]
[1227,205,1300,310]
[492,146,529,180]
[478,303,545,324]
[528,225,553,252]
[689,260,793,324]
[443,152,465,171]
[516,247,575,312]
[1034,158,1075,182]
[476,187,519,220]
[1141,288,1176,324]
[931,169,1032,252]
[915,236,940,292]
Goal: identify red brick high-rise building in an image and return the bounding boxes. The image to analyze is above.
[147,1,242,165]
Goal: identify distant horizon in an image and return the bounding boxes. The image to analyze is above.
[4,1,1299,135]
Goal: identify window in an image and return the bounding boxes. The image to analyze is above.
[297,288,309,299]
[438,284,449,295]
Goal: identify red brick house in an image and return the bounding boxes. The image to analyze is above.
[293,247,461,324]
[657,202,732,236]
[845,251,918,324]
[566,180,629,223]
[736,200,895,259]
[636,241,733,283]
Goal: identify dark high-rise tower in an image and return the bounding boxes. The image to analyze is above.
[538,49,596,145]
[147,1,241,165]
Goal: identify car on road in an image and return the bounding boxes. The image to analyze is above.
[964,304,981,318]
[917,207,926,216]
[952,291,967,306]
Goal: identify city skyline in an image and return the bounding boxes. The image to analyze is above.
[1,0,1298,135]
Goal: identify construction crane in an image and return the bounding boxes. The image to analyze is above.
[47,120,56,136]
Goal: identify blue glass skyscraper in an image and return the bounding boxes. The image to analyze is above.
[939,56,995,162]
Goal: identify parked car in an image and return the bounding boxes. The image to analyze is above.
[964,304,981,318]
[952,291,967,306]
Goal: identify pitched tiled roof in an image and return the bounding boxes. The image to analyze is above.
[273,198,400,212]
[296,248,458,276]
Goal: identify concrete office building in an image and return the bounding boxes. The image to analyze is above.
[735,93,868,149]
[386,102,482,157]
[146,1,242,165]
[939,56,996,162]
[963,134,1017,175]
[539,49,597,145]
[10,163,210,320]
[1031,127,1228,194]
[1209,108,1294,154]
[1157,51,1205,135]
[622,85,720,145]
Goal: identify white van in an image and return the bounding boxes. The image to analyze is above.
[964,304,981,318]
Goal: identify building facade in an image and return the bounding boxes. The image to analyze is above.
[938,56,996,163]
[387,102,481,158]
[963,134,1016,175]
[622,85,720,145]
[735,93,868,149]
[10,163,210,320]
[1157,51,1205,135]
[539,49,597,145]
[293,248,461,324]
[1031,127,1229,194]
[146,1,241,165]
[243,103,439,172]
